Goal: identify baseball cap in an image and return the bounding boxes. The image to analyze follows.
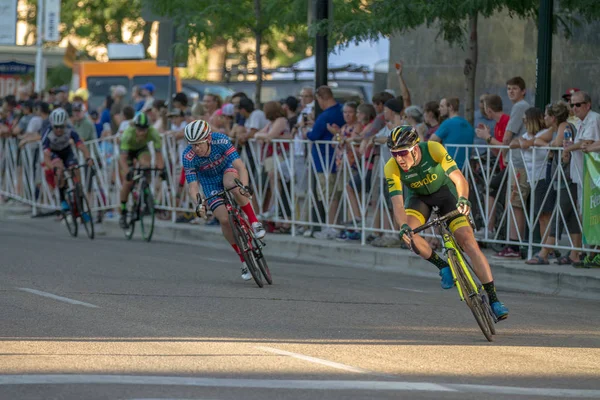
[562,88,580,100]
[142,83,155,93]
[384,98,403,114]
[172,92,188,106]
[221,103,235,117]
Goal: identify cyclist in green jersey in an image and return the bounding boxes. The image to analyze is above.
[119,113,165,228]
[384,125,508,320]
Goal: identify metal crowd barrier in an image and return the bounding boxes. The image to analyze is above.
[0,136,586,258]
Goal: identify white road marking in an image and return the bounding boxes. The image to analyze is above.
[0,375,597,397]
[392,287,426,293]
[17,288,99,308]
[255,346,373,374]
[0,375,453,392]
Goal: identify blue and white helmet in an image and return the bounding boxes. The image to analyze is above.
[49,108,69,126]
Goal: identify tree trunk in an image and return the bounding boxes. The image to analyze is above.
[254,0,262,107]
[141,21,153,58]
[464,13,478,125]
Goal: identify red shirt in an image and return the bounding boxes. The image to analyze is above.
[494,114,509,170]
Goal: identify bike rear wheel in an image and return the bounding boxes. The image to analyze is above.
[229,212,263,288]
[480,291,497,335]
[447,249,494,342]
[140,184,155,242]
[76,184,94,240]
[62,191,78,237]
[456,247,497,336]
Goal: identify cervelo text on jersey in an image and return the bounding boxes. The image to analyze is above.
[182,132,240,183]
[384,141,458,199]
[409,173,439,189]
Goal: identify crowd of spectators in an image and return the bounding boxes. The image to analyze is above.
[1,66,599,267]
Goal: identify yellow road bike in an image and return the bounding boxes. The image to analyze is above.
[410,210,497,342]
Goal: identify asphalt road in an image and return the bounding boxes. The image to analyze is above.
[1,216,599,400]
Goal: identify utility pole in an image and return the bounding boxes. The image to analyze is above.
[535,0,553,109]
[314,0,329,116]
[34,0,44,93]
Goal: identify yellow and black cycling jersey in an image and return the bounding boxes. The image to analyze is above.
[385,141,470,232]
[384,141,459,200]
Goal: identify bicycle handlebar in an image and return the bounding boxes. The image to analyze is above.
[407,210,462,256]
[412,210,462,235]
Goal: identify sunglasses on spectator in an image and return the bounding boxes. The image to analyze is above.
[571,102,587,108]
[391,146,415,157]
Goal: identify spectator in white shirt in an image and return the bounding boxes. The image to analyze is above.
[566,91,600,213]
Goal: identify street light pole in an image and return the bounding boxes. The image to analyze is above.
[35,0,44,93]
[535,0,553,109]
[314,0,329,116]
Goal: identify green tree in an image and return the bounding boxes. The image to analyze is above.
[148,0,308,105]
[19,0,151,57]
[323,0,600,123]
[320,0,539,124]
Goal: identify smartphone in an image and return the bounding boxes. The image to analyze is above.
[303,114,308,123]
[395,63,400,70]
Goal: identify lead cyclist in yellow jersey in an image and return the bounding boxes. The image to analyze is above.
[385,125,508,320]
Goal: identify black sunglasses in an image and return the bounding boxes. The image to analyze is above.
[53,125,65,129]
[571,102,587,108]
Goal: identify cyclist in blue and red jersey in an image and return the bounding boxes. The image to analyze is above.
[42,108,94,214]
[182,119,266,281]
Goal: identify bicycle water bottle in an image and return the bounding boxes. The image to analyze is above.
[563,126,573,148]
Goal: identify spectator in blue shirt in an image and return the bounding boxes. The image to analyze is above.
[308,86,345,172]
[474,93,496,155]
[431,97,475,170]
[306,86,345,234]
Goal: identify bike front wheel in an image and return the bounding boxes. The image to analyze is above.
[229,212,263,288]
[123,192,137,240]
[253,245,272,285]
[76,184,94,240]
[447,249,494,342]
[63,190,78,237]
[140,185,155,242]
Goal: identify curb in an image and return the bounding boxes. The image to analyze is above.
[99,218,600,302]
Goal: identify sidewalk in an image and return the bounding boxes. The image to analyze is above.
[2,204,600,301]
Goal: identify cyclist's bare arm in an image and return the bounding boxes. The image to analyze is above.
[188,181,200,202]
[391,194,410,228]
[447,169,469,200]
[232,158,249,187]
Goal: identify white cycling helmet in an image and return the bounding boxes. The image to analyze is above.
[50,107,69,126]
[184,119,212,143]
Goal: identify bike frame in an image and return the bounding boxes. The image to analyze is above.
[437,224,480,303]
